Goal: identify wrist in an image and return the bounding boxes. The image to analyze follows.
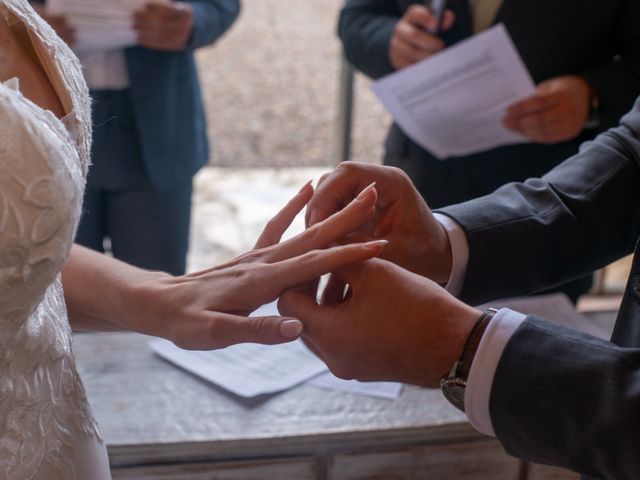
[121,270,174,333]
[440,307,495,412]
[442,305,483,375]
[427,214,457,285]
[418,302,480,387]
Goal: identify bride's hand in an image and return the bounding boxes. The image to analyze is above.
[127,182,384,349]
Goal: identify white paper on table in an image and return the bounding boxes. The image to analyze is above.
[479,293,612,340]
[46,0,168,51]
[150,300,327,397]
[373,24,536,159]
[309,372,403,400]
[150,338,329,398]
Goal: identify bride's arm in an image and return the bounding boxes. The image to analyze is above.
[62,182,384,348]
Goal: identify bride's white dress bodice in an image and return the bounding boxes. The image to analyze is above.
[1,0,110,478]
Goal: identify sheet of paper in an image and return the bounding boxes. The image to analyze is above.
[47,0,167,51]
[150,339,328,398]
[309,372,403,400]
[373,24,536,159]
[150,301,329,398]
[479,293,612,339]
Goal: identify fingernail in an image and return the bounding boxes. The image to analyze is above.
[298,180,313,194]
[280,319,304,339]
[364,239,388,251]
[357,182,377,200]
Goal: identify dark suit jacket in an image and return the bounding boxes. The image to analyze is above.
[439,99,640,478]
[339,0,640,207]
[123,0,240,191]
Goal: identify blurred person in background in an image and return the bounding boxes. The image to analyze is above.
[34,0,240,275]
[339,0,640,301]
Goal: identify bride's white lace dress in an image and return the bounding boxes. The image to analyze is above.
[1,0,111,478]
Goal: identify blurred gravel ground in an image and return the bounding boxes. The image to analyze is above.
[187,1,391,271]
[196,0,390,168]
[188,167,326,271]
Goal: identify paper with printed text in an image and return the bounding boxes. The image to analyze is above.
[373,24,536,159]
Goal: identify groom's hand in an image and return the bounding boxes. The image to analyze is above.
[307,162,452,284]
[279,258,480,387]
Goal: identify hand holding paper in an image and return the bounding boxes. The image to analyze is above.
[374,24,536,159]
[46,0,170,51]
[503,75,593,144]
[133,2,194,51]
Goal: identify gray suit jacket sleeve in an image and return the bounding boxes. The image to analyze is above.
[438,101,640,477]
[439,99,640,307]
[491,317,640,479]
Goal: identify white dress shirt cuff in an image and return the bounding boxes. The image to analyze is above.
[464,308,527,436]
[434,213,469,296]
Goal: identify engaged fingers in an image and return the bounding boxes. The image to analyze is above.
[254,181,314,248]
[266,183,378,262]
[278,290,333,344]
[268,241,387,292]
[306,164,378,226]
[278,290,324,326]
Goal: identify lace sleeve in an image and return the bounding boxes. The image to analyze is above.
[0,82,83,325]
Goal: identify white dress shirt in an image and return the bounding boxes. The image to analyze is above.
[434,213,526,437]
[76,49,130,90]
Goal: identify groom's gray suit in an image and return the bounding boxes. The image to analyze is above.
[439,100,640,478]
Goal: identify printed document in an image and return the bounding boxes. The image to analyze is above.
[150,337,328,398]
[46,0,167,51]
[373,24,536,159]
[309,373,403,400]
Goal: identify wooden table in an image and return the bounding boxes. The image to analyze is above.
[75,331,583,479]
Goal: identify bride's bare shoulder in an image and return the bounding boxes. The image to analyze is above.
[0,4,66,116]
